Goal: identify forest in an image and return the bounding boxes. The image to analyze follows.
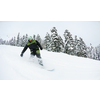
[0,27,100,61]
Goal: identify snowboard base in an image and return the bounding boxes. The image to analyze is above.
[47,69,55,71]
[40,65,54,71]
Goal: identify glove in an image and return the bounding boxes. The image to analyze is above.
[20,53,23,57]
[40,47,43,50]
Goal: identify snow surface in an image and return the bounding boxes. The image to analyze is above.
[0,45,100,80]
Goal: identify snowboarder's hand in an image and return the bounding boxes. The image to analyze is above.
[20,53,23,57]
[40,47,43,50]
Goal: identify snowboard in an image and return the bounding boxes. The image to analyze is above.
[39,63,55,71]
[29,57,55,71]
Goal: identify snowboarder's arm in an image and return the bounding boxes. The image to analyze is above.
[36,41,43,50]
[20,45,28,56]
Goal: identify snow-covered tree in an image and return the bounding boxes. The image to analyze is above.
[58,35,64,52]
[16,32,20,46]
[13,37,16,46]
[33,34,36,40]
[36,34,42,44]
[76,37,87,57]
[9,38,15,46]
[5,40,9,45]
[21,35,26,47]
[95,44,100,60]
[0,38,3,45]
[50,27,61,52]
[94,47,99,60]
[74,35,78,55]
[64,29,75,55]
[50,27,57,33]
[87,44,93,59]
[44,32,51,51]
[25,34,28,44]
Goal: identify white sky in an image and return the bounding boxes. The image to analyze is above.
[0,21,100,47]
[0,0,100,47]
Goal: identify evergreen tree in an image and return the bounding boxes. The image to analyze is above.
[58,35,64,52]
[17,32,20,46]
[50,27,57,33]
[50,27,61,52]
[87,43,93,59]
[0,39,6,45]
[13,37,16,46]
[74,35,79,55]
[25,34,28,44]
[17,34,28,47]
[76,37,87,57]
[21,35,26,47]
[5,40,9,45]
[64,29,74,55]
[0,38,3,45]
[36,34,42,44]
[88,44,98,60]
[9,38,14,46]
[19,37,23,47]
[94,47,98,60]
[95,44,100,60]
[33,34,36,40]
[44,32,51,51]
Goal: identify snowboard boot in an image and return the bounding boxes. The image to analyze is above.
[38,58,43,66]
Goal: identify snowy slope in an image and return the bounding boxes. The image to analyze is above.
[0,45,100,80]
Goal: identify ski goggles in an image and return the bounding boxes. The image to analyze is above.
[28,39,33,41]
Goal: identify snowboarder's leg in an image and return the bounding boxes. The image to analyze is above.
[36,50,43,66]
[31,53,35,57]
[30,53,35,61]
[38,58,43,66]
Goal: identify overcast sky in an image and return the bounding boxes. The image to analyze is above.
[0,0,100,47]
[0,21,100,47]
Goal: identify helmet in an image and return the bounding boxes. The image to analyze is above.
[28,36,33,42]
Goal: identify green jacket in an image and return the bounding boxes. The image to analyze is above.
[21,40,43,54]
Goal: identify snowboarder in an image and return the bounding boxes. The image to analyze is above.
[20,36,43,66]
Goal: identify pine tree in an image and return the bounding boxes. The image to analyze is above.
[33,34,36,40]
[0,38,3,45]
[25,34,28,44]
[21,35,26,47]
[94,47,98,60]
[50,27,61,52]
[76,37,87,57]
[20,34,28,47]
[95,44,100,60]
[64,29,74,55]
[36,34,42,44]
[44,32,51,51]
[5,40,9,45]
[74,35,78,55]
[80,37,87,57]
[87,47,90,58]
[9,38,14,46]
[8,37,16,46]
[13,37,16,46]
[17,32,20,46]
[58,35,64,52]
[50,27,57,33]
[87,43,93,59]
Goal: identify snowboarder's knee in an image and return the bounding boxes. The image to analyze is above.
[37,54,41,58]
